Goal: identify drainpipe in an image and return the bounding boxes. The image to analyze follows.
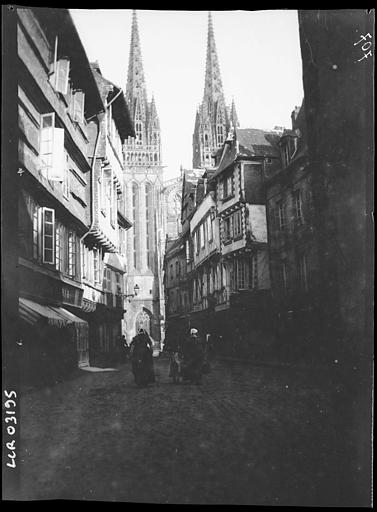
[106,88,123,109]
[80,112,105,249]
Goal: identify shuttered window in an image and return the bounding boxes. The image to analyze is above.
[233,210,242,237]
[32,206,39,261]
[53,58,70,94]
[68,231,77,277]
[42,207,55,264]
[55,223,63,271]
[40,113,65,181]
[72,90,85,123]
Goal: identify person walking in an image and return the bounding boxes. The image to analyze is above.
[129,328,155,386]
[181,328,204,384]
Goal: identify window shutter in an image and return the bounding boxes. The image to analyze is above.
[40,113,55,172]
[55,58,70,94]
[42,207,55,264]
[73,90,85,123]
[48,128,65,181]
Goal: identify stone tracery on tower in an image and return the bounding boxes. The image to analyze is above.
[123,10,164,346]
[193,11,239,169]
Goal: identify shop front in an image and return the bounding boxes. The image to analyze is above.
[19,297,89,384]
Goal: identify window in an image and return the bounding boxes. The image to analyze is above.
[115,273,122,295]
[186,240,190,263]
[293,189,303,225]
[42,207,55,264]
[233,210,242,238]
[146,183,153,269]
[132,183,139,268]
[207,215,213,242]
[298,254,308,291]
[135,100,143,145]
[223,216,232,242]
[249,254,258,289]
[277,201,286,232]
[217,125,224,146]
[81,243,87,280]
[103,268,111,291]
[63,150,70,198]
[72,89,85,124]
[200,223,205,248]
[235,259,247,289]
[222,174,233,199]
[195,230,200,254]
[32,206,39,260]
[40,113,65,181]
[93,247,100,283]
[68,231,76,277]
[55,223,63,271]
[50,57,70,95]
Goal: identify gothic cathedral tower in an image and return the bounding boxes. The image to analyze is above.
[123,10,165,346]
[193,12,239,169]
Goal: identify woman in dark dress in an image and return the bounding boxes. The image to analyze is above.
[129,328,155,386]
[181,328,204,384]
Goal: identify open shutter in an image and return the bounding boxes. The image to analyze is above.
[73,90,85,123]
[48,128,65,181]
[54,59,70,94]
[40,113,55,172]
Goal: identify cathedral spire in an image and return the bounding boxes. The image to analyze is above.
[126,9,148,120]
[203,11,225,108]
[230,97,240,128]
[193,11,236,168]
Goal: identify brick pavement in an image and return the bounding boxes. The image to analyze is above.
[16,356,370,505]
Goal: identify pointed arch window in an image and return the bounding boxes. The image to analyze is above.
[135,100,143,146]
[132,182,140,268]
[145,182,153,270]
[217,124,224,146]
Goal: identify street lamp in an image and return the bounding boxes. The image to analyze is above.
[124,284,140,302]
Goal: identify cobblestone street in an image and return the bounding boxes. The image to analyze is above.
[18,356,369,506]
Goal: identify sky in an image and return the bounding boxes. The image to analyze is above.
[70,9,304,181]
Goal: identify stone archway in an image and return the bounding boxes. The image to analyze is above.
[135,309,151,335]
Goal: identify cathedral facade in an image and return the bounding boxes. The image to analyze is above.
[193,12,239,169]
[123,10,165,346]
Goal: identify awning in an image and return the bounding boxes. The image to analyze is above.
[50,306,87,325]
[20,298,68,328]
[19,298,87,328]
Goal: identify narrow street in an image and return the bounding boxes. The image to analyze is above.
[18,356,366,506]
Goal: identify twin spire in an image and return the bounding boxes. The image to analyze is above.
[125,10,239,168]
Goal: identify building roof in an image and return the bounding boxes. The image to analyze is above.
[237,129,281,157]
[34,8,104,118]
[213,128,280,178]
[91,65,135,140]
[165,235,184,259]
